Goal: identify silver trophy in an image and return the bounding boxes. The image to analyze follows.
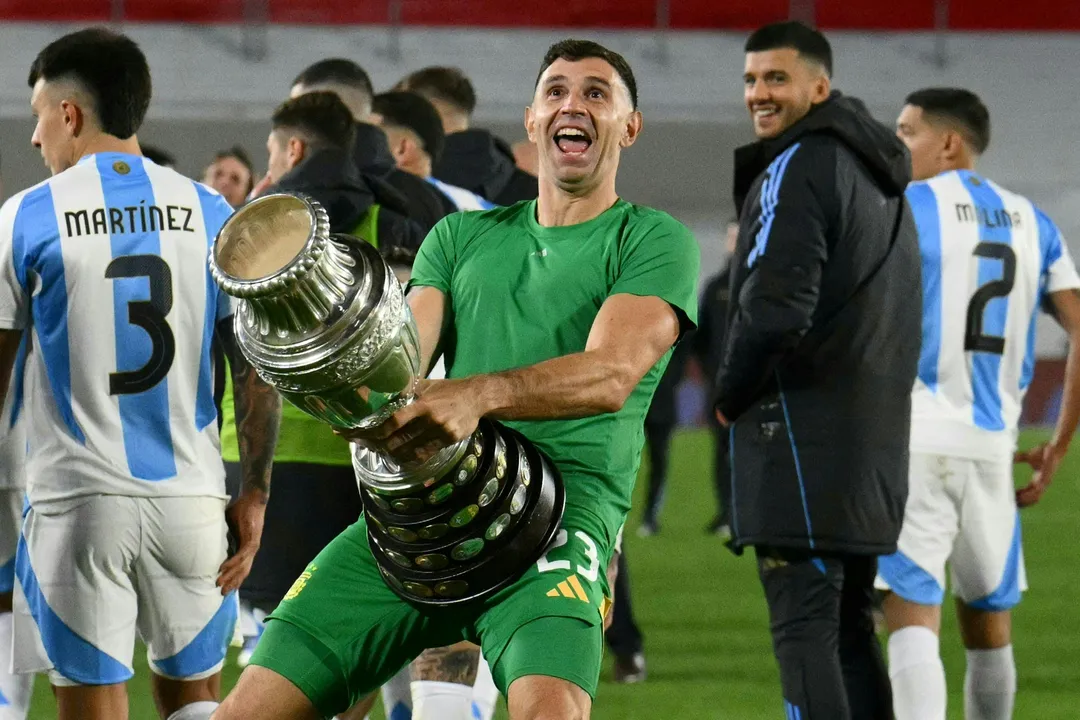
[209,193,564,605]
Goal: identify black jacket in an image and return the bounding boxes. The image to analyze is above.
[270,148,426,264]
[714,92,921,555]
[693,266,732,390]
[352,122,453,232]
[434,129,539,206]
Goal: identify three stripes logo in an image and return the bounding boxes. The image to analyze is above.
[545,573,590,604]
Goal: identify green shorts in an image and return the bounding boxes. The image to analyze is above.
[249,505,615,718]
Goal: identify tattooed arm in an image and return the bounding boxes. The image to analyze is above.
[215,318,282,594]
[410,642,481,686]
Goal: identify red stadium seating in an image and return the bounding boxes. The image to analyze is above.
[1,0,1078,29]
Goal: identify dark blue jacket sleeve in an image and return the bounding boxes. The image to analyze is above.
[714,142,834,421]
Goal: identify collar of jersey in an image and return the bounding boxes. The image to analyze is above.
[526,197,627,239]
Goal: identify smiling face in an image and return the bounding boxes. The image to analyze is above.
[743,48,830,140]
[525,57,642,193]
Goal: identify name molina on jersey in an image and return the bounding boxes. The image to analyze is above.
[954,202,1023,230]
[63,202,196,238]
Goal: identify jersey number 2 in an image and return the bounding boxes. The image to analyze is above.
[106,255,175,395]
[965,242,1017,356]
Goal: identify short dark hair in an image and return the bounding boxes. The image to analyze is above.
[28,28,152,139]
[395,67,477,116]
[373,92,446,164]
[212,146,255,177]
[292,58,373,98]
[271,92,357,151]
[744,21,833,78]
[141,144,176,168]
[905,87,991,155]
[535,39,638,109]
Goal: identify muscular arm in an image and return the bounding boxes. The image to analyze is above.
[217,319,281,498]
[407,285,450,379]
[1046,288,1080,451]
[471,293,682,420]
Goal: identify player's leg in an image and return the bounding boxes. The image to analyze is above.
[638,420,671,536]
[214,516,465,720]
[755,546,848,719]
[135,496,237,719]
[471,653,500,720]
[837,555,892,719]
[379,667,413,719]
[0,489,32,719]
[950,458,1024,720]
[410,641,481,720]
[876,452,959,720]
[13,496,141,720]
[476,514,612,720]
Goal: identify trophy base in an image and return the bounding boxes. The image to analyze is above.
[360,419,566,607]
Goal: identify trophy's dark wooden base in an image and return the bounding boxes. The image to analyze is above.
[361,418,566,607]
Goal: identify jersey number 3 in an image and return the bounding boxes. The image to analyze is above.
[965,242,1017,356]
[106,255,176,395]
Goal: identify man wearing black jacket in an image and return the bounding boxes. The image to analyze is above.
[694,219,739,537]
[714,22,921,719]
[395,66,539,205]
[290,59,454,231]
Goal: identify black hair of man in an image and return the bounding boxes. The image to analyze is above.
[372,91,446,165]
[141,144,176,168]
[292,58,374,98]
[28,27,152,139]
[744,21,833,78]
[271,91,358,151]
[905,87,991,155]
[534,39,638,110]
[395,67,477,116]
[212,146,256,176]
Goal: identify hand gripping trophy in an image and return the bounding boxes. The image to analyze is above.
[209,194,565,605]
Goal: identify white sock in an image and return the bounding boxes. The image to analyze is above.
[471,655,499,720]
[380,666,413,720]
[0,612,31,720]
[166,701,219,720]
[888,626,947,720]
[412,680,474,720]
[965,646,1016,720]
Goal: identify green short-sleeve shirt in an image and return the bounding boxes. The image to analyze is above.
[408,199,700,547]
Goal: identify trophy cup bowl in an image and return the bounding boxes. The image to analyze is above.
[209,193,565,606]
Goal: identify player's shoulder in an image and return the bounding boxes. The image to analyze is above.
[434,200,530,239]
[618,201,695,248]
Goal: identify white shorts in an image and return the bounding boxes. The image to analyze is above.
[875,452,1027,611]
[13,495,238,685]
[0,489,22,595]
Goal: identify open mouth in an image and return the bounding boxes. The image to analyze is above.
[553,128,593,155]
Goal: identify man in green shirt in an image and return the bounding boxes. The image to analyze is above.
[213,39,699,720]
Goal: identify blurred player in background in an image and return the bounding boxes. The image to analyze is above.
[879,87,1080,720]
[141,144,177,170]
[202,147,256,209]
[395,66,539,205]
[290,59,453,230]
[372,90,496,212]
[0,28,281,720]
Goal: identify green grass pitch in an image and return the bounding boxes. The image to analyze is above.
[25,428,1080,718]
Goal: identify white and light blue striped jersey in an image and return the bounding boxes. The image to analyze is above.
[0,153,236,505]
[426,177,497,212]
[908,169,1080,461]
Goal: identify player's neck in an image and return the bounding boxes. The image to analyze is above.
[535,180,618,228]
[75,133,143,164]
